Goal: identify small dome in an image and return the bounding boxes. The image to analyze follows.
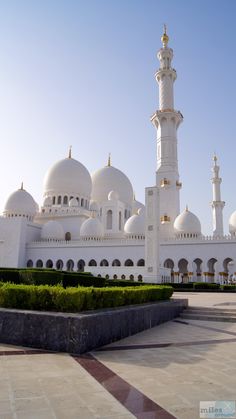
[174,207,201,236]
[132,199,145,215]
[89,200,99,212]
[80,217,104,238]
[43,196,52,207]
[4,187,38,218]
[229,211,236,234]
[69,197,78,207]
[41,220,64,240]
[124,212,145,235]
[44,157,92,197]
[91,165,133,205]
[108,190,119,201]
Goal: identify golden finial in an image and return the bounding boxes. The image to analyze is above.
[68,145,72,159]
[107,153,111,167]
[20,182,24,190]
[161,24,169,47]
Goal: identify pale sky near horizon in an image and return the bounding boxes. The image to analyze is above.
[0,0,235,235]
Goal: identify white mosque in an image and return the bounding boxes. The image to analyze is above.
[1,28,236,284]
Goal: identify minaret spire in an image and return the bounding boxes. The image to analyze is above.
[151,28,183,238]
[211,154,225,237]
[68,146,72,159]
[161,24,169,47]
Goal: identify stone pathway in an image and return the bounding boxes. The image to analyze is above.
[0,292,235,418]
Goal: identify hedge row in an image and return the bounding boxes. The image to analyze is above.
[0,269,106,288]
[166,282,221,290]
[0,269,151,288]
[0,283,173,312]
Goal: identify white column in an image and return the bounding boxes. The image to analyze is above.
[211,155,225,237]
[145,186,160,282]
[151,27,183,238]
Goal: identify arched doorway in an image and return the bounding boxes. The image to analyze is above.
[207,258,217,282]
[56,259,64,270]
[77,259,85,272]
[178,259,188,283]
[36,259,43,268]
[46,259,53,269]
[193,258,203,280]
[66,259,74,271]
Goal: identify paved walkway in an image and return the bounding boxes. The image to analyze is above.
[0,292,236,419]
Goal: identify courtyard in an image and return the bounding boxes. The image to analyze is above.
[0,292,236,419]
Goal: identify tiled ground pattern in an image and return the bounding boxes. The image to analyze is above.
[0,292,235,419]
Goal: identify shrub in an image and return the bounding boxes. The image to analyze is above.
[194,282,220,290]
[165,282,194,289]
[0,284,173,312]
[19,269,62,286]
[105,279,143,287]
[0,269,20,284]
[62,273,106,288]
[222,285,236,290]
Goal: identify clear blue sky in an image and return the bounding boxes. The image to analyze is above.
[0,0,235,235]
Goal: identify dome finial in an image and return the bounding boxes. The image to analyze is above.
[68,145,72,159]
[107,153,111,167]
[185,204,188,212]
[161,24,169,47]
[213,153,217,166]
[20,182,24,190]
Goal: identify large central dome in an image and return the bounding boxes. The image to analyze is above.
[91,164,133,205]
[43,157,92,197]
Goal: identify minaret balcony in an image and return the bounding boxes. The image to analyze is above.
[160,178,170,187]
[160,215,170,223]
[176,181,182,189]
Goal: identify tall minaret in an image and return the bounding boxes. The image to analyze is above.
[151,26,183,238]
[211,154,225,237]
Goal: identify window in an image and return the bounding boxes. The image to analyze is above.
[125,259,134,266]
[119,211,122,230]
[52,196,56,205]
[100,259,109,266]
[106,210,112,230]
[58,196,62,205]
[112,259,121,267]
[137,259,145,266]
[88,259,97,266]
[63,196,68,205]
[65,232,71,241]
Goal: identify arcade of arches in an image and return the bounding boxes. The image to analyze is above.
[163,257,234,282]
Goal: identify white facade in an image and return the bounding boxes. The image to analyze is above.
[1,28,236,284]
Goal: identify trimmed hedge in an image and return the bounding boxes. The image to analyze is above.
[165,283,194,289]
[0,283,173,312]
[105,279,143,287]
[194,282,220,290]
[62,273,106,288]
[222,285,236,290]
